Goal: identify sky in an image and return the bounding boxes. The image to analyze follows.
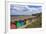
[10,4,42,15]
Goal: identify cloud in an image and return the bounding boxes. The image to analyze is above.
[10,4,42,15]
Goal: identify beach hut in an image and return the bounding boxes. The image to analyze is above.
[25,19,30,25]
[19,20,24,26]
[15,21,21,28]
[10,22,17,29]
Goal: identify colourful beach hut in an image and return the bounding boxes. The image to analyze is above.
[19,20,24,26]
[15,21,21,28]
[25,19,30,25]
[10,23,17,29]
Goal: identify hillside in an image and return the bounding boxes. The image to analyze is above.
[26,13,42,28]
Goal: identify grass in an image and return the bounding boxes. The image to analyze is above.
[26,13,42,28]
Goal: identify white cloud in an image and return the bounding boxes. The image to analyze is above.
[10,5,42,15]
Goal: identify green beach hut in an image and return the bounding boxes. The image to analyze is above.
[15,21,21,28]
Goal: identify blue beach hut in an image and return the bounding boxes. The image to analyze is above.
[19,20,24,26]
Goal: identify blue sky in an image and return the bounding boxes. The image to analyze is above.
[10,4,42,15]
